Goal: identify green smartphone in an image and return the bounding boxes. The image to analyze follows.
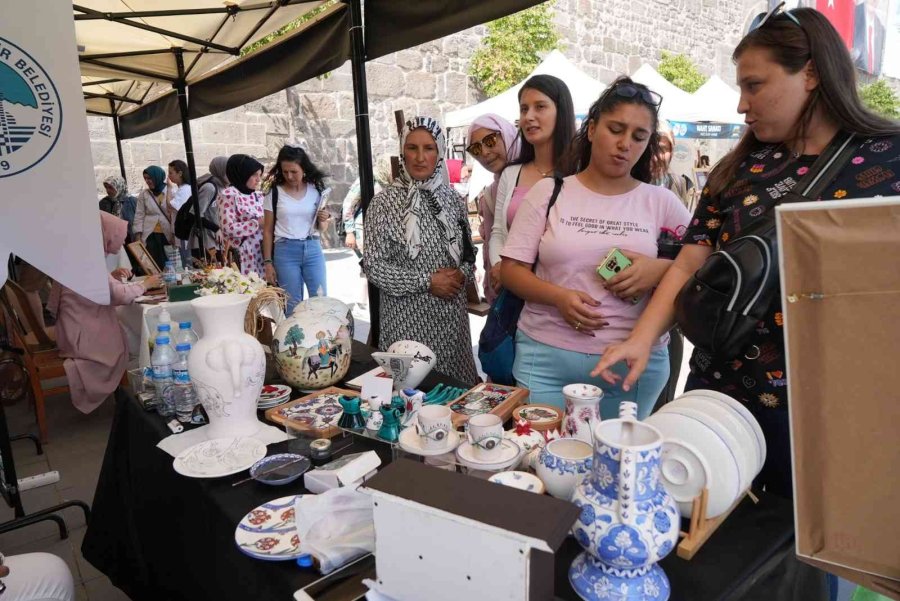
[596,248,632,281]
[597,248,641,304]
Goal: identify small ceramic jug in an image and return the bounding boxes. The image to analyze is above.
[400,388,425,428]
[337,395,365,429]
[365,395,385,430]
[377,405,403,443]
[562,384,603,444]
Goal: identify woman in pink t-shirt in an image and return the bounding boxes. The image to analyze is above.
[500,78,692,418]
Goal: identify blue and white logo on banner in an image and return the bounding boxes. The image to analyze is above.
[0,36,63,178]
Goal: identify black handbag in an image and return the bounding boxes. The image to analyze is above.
[674,132,858,360]
[478,174,564,385]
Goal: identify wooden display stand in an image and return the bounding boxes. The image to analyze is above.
[677,488,757,560]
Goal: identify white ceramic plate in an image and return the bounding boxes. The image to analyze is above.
[257,396,291,409]
[671,396,760,486]
[455,439,522,472]
[173,437,267,479]
[489,471,545,494]
[680,389,766,471]
[645,411,741,519]
[657,437,712,518]
[234,495,304,561]
[397,427,461,457]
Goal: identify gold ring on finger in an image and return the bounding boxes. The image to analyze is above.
[574,321,581,330]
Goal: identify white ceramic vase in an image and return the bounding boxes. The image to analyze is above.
[188,294,266,439]
[563,384,603,445]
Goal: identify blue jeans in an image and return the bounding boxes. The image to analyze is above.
[274,238,327,316]
[512,330,669,419]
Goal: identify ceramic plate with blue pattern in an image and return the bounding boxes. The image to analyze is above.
[234,495,304,561]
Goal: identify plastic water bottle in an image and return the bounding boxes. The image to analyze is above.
[176,321,199,347]
[151,335,176,417]
[163,261,177,285]
[172,343,197,423]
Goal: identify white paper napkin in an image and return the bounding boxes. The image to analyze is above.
[156,421,290,457]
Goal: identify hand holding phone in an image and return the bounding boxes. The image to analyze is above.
[599,248,670,302]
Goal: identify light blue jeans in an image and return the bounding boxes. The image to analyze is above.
[274,238,327,316]
[512,330,670,419]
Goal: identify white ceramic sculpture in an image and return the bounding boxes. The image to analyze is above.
[271,297,353,390]
[385,340,436,390]
[188,294,266,439]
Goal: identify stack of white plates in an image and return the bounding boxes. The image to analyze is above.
[645,389,766,519]
[257,384,292,410]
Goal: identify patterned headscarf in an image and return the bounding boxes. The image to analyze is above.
[103,175,128,200]
[142,166,167,196]
[468,113,521,198]
[396,116,462,263]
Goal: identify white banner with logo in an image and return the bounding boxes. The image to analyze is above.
[0,3,108,303]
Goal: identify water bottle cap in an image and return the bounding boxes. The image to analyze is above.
[156,336,170,344]
[176,343,191,351]
[179,321,192,328]
[295,554,314,568]
[158,323,171,331]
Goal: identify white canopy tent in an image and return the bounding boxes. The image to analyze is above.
[680,75,744,125]
[445,50,605,129]
[629,63,695,124]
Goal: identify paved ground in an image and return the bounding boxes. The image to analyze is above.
[0,246,853,601]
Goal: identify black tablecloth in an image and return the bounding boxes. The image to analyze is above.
[82,340,798,601]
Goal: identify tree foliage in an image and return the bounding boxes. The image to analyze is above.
[469,3,562,98]
[284,325,305,357]
[657,51,707,93]
[859,79,900,120]
[241,1,337,57]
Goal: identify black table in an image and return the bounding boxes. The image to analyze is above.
[82,341,799,601]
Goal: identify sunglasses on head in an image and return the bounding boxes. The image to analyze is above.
[466,131,501,157]
[611,83,663,108]
[750,1,801,32]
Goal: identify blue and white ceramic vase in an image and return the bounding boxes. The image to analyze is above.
[569,402,680,601]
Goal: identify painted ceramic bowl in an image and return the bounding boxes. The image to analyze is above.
[512,404,563,433]
[504,424,547,470]
[272,300,352,389]
[536,438,593,500]
[385,340,435,389]
[489,471,545,494]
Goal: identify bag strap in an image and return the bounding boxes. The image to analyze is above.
[531,173,564,273]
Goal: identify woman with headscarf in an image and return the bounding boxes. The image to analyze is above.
[49,213,162,413]
[191,156,228,256]
[133,165,175,271]
[466,113,521,304]
[220,154,265,275]
[99,175,137,241]
[363,116,480,386]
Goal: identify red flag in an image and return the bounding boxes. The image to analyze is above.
[816,0,855,49]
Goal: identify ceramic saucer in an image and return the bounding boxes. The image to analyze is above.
[257,395,291,410]
[249,453,311,485]
[397,427,461,457]
[455,439,522,472]
[258,385,292,402]
[173,437,267,478]
[489,471,545,494]
[234,495,304,561]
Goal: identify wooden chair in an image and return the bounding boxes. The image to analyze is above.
[0,281,68,443]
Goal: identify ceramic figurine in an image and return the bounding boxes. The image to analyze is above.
[366,395,385,430]
[568,402,679,601]
[377,405,403,443]
[337,395,365,429]
[271,297,353,390]
[563,384,603,444]
[188,294,266,439]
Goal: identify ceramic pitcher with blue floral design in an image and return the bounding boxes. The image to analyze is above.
[568,402,680,601]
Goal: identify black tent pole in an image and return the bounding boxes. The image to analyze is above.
[109,99,127,181]
[346,0,379,345]
[174,48,205,261]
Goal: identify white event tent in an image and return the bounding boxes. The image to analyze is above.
[628,63,695,123]
[679,75,744,125]
[445,50,605,128]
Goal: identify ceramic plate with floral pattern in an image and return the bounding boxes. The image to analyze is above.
[173,437,267,479]
[234,495,303,561]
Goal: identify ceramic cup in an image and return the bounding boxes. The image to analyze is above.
[415,405,453,450]
[467,414,504,461]
[536,438,593,499]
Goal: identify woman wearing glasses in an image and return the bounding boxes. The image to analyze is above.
[363,116,479,386]
[593,7,900,497]
[262,145,331,316]
[465,114,521,303]
[490,75,577,291]
[501,78,691,418]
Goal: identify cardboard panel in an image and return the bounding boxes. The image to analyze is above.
[777,199,900,589]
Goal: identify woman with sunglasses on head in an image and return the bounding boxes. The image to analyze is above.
[363,116,479,386]
[593,6,900,498]
[465,114,521,303]
[501,78,691,418]
[262,145,331,316]
[489,75,577,291]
